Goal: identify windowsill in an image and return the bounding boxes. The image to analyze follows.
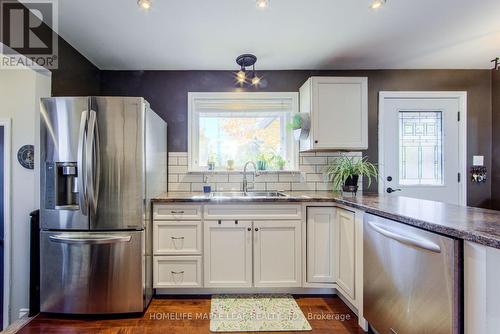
[187,170,302,174]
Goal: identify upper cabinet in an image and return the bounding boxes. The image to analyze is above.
[299,77,368,151]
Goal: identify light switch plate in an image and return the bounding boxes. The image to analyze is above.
[473,155,484,166]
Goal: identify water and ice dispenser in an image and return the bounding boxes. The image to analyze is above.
[45,162,79,210]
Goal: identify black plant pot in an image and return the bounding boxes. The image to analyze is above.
[342,175,359,195]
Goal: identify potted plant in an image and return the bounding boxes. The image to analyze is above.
[273,155,286,171]
[256,152,272,171]
[325,156,378,194]
[287,113,310,141]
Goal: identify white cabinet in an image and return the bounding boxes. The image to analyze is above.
[204,220,253,288]
[299,77,368,151]
[153,221,202,255]
[464,241,500,334]
[335,209,356,299]
[306,207,336,283]
[305,207,356,298]
[253,221,302,287]
[154,256,202,288]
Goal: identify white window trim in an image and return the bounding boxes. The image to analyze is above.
[188,92,299,173]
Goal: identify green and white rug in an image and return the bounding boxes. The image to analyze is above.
[210,294,312,332]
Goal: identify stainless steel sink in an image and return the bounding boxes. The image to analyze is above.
[210,191,288,198]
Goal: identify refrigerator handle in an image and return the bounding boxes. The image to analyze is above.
[77,110,89,216]
[49,235,132,245]
[86,110,100,215]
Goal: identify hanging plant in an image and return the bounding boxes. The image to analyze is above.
[287,113,310,140]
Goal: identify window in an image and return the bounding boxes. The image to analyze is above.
[188,93,298,171]
[399,111,443,185]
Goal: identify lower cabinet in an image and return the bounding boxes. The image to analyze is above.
[204,220,253,288]
[335,209,355,299]
[254,220,302,287]
[204,219,301,288]
[306,207,356,298]
[154,256,202,288]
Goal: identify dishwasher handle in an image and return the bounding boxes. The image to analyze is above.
[367,221,441,253]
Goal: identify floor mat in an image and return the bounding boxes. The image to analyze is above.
[210,294,312,332]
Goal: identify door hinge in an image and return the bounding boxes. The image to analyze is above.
[458,172,461,183]
[457,111,461,122]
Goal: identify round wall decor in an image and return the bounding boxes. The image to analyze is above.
[17,145,34,169]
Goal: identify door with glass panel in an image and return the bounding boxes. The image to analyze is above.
[379,94,464,205]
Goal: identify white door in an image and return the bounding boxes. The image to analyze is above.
[203,220,253,288]
[379,93,466,205]
[253,221,301,287]
[306,207,336,284]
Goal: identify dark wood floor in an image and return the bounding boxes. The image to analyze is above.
[16,296,365,334]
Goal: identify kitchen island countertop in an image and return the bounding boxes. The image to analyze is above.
[152,191,500,249]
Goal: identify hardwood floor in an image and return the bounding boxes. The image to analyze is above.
[16,296,365,334]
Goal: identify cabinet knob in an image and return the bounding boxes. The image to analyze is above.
[218,220,221,225]
[314,140,318,144]
[255,228,259,231]
[247,227,251,231]
[235,220,238,225]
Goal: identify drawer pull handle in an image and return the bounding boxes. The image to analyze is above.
[171,236,185,240]
[170,210,185,214]
[171,271,185,275]
[218,220,222,225]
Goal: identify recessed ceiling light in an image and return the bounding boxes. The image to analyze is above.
[370,0,386,9]
[137,0,152,10]
[256,0,269,9]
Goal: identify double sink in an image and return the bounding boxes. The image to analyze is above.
[210,191,288,199]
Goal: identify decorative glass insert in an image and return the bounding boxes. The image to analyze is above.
[399,111,443,185]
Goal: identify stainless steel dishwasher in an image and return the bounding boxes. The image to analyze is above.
[364,213,461,334]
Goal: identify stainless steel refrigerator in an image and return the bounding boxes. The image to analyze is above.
[39,97,167,314]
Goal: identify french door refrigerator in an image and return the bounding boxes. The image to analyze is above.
[39,97,167,314]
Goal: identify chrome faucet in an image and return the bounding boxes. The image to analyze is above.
[242,161,260,193]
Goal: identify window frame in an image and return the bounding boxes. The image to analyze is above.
[188,92,299,172]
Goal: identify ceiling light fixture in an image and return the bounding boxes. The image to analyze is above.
[370,0,386,9]
[137,0,152,10]
[256,0,270,9]
[235,54,262,87]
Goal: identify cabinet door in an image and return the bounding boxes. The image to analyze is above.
[336,209,356,298]
[254,220,301,287]
[306,207,336,283]
[312,77,368,150]
[204,220,253,288]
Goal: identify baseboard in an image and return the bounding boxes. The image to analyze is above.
[155,287,336,295]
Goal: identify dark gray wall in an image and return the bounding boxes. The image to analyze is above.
[100,69,492,207]
[491,70,500,209]
[50,38,100,96]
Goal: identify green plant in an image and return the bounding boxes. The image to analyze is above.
[273,155,286,170]
[286,114,303,130]
[325,156,378,191]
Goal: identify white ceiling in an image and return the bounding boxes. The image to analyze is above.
[56,0,500,70]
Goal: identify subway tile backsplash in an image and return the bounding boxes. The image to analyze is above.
[168,152,362,192]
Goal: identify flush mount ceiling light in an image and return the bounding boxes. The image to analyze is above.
[137,0,152,10]
[370,0,386,9]
[235,54,262,87]
[256,0,270,9]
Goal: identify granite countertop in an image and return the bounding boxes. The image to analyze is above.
[152,191,500,249]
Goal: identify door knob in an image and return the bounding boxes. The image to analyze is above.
[386,187,402,194]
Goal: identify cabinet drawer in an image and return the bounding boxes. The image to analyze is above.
[204,204,302,220]
[153,204,202,220]
[153,221,202,255]
[153,256,202,288]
